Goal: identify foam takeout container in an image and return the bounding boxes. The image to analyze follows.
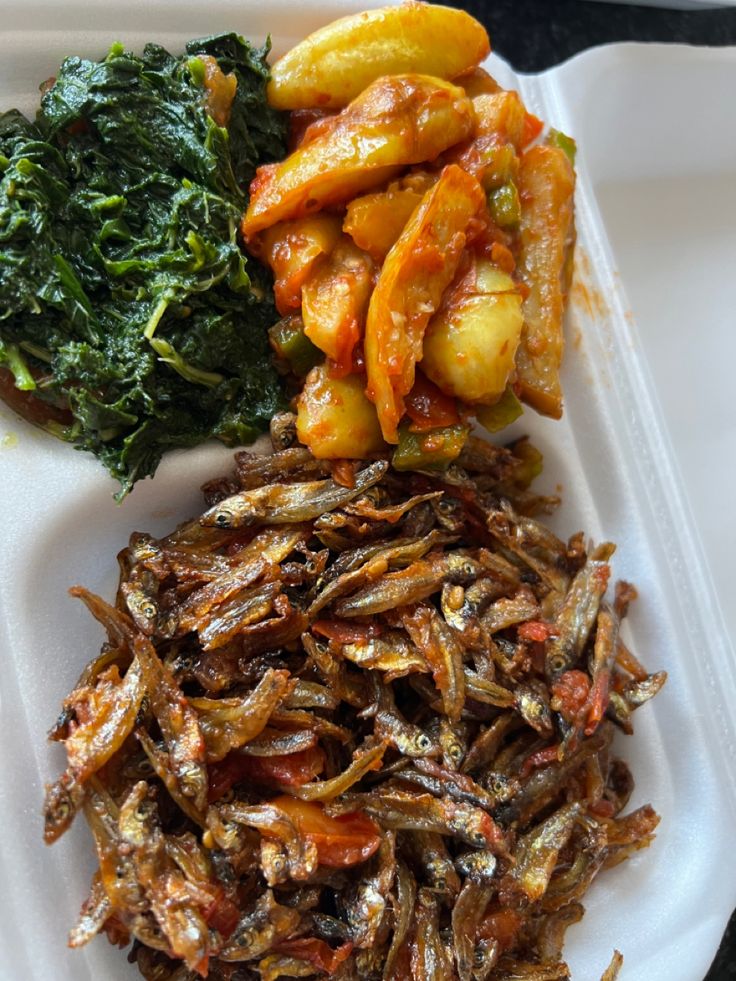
[1,2,735,979]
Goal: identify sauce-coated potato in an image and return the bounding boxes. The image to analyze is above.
[364,164,486,443]
[422,263,523,404]
[472,91,527,147]
[268,2,490,111]
[260,214,343,314]
[301,238,374,373]
[296,365,385,458]
[342,173,436,262]
[242,75,474,241]
[515,146,576,419]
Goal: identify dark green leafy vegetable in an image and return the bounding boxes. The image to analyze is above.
[0,34,287,497]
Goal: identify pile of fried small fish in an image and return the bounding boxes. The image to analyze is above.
[44,418,665,981]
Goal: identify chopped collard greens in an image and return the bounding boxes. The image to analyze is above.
[0,34,287,497]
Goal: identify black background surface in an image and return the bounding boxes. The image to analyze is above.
[443,1,736,977]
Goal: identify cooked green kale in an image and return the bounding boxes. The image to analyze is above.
[0,34,287,497]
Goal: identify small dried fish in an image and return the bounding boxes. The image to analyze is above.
[45,440,662,980]
[401,830,461,896]
[600,950,624,981]
[334,558,451,618]
[403,604,466,722]
[383,859,416,979]
[412,889,453,979]
[372,676,438,758]
[201,461,388,528]
[501,802,583,904]
[335,787,507,852]
[189,668,293,763]
[219,891,302,961]
[340,630,428,680]
[545,544,615,681]
[453,879,494,981]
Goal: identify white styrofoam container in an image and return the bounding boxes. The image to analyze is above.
[0,3,735,979]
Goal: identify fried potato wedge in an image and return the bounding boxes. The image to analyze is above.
[364,164,486,443]
[242,74,474,242]
[267,2,490,110]
[515,145,576,418]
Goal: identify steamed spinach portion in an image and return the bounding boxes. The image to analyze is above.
[0,33,287,497]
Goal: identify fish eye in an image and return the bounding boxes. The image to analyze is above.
[50,800,70,823]
[548,654,567,674]
[215,511,232,527]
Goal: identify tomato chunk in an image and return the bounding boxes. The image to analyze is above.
[208,746,325,801]
[274,938,353,974]
[404,372,460,432]
[271,795,382,867]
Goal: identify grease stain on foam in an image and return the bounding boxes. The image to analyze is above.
[1,432,18,448]
[570,246,610,323]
